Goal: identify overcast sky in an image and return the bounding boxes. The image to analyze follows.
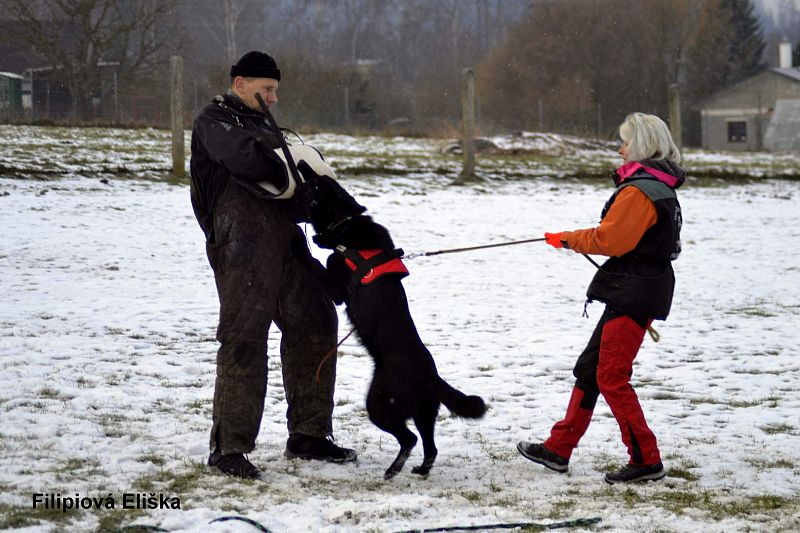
[757,0,800,18]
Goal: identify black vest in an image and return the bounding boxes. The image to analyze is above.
[586,174,682,320]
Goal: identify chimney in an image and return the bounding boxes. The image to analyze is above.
[779,38,792,69]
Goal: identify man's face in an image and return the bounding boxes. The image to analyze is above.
[231,76,279,111]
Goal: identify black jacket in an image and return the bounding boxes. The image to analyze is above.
[189,94,290,239]
[586,159,685,320]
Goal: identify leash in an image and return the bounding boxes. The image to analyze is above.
[315,327,357,383]
[405,237,547,259]
[394,516,602,532]
[580,253,660,342]
[118,515,601,532]
[405,236,661,343]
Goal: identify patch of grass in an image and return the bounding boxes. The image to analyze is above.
[547,497,577,519]
[711,494,797,520]
[94,508,146,533]
[137,453,166,467]
[650,392,682,400]
[0,502,78,530]
[139,461,210,497]
[659,490,712,514]
[668,463,701,482]
[727,306,777,318]
[760,423,797,435]
[689,396,723,406]
[64,458,88,472]
[185,399,208,412]
[731,368,782,375]
[460,490,483,503]
[601,485,799,520]
[591,451,622,473]
[690,396,779,409]
[744,457,796,470]
[38,386,61,399]
[76,376,94,388]
[336,396,353,407]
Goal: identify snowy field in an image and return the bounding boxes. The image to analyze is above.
[1,127,799,532]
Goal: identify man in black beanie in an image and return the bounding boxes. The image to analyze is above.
[189,50,357,479]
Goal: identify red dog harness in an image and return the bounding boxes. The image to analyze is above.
[334,245,409,286]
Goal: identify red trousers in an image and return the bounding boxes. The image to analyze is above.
[544,310,661,465]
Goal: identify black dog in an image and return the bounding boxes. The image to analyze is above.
[302,169,487,479]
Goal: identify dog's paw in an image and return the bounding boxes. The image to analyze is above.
[411,465,430,476]
[383,466,402,480]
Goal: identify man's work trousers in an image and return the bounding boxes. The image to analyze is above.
[544,307,661,465]
[205,182,338,454]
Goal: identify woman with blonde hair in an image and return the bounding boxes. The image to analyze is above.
[518,113,685,484]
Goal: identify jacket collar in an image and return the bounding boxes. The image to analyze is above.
[615,159,686,189]
[214,92,265,118]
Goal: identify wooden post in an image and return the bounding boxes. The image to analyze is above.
[668,83,682,151]
[538,98,543,131]
[113,70,119,123]
[457,68,476,183]
[170,55,185,178]
[343,86,351,130]
[596,101,602,138]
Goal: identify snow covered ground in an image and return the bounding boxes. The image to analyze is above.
[1,127,799,532]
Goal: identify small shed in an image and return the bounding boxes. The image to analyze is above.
[764,99,800,152]
[0,71,24,116]
[700,68,800,151]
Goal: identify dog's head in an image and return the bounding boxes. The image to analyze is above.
[299,161,367,240]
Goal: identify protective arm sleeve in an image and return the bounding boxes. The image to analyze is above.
[194,108,285,185]
[562,186,657,257]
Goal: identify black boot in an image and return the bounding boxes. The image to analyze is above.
[284,434,357,463]
[208,449,261,480]
[517,442,569,473]
[604,462,666,484]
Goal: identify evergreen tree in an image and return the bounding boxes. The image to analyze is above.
[794,42,800,67]
[721,0,765,82]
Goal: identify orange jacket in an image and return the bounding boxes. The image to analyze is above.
[562,186,657,257]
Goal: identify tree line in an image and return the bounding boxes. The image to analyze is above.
[477,0,770,143]
[0,0,796,146]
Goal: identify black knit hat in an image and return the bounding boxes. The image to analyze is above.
[230,51,281,81]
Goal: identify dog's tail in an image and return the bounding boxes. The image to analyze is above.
[434,377,487,419]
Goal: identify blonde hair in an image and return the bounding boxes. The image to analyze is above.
[619,113,681,164]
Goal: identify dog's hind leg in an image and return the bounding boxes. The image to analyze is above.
[411,404,439,476]
[378,424,416,480]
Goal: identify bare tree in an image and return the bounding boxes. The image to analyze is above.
[188,0,260,64]
[0,0,179,119]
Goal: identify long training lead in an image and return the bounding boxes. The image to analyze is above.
[405,237,547,259]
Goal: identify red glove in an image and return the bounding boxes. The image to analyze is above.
[544,232,566,249]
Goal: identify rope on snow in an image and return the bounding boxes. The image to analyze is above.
[116,515,273,533]
[393,516,602,533]
[209,515,274,532]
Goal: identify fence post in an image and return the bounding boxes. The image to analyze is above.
[170,55,185,178]
[668,83,682,151]
[538,98,543,131]
[343,86,351,130]
[456,68,476,183]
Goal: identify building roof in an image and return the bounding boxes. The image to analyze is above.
[772,67,800,82]
[0,71,25,80]
[701,67,800,108]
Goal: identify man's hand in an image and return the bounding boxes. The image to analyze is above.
[294,161,320,207]
[544,232,568,249]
